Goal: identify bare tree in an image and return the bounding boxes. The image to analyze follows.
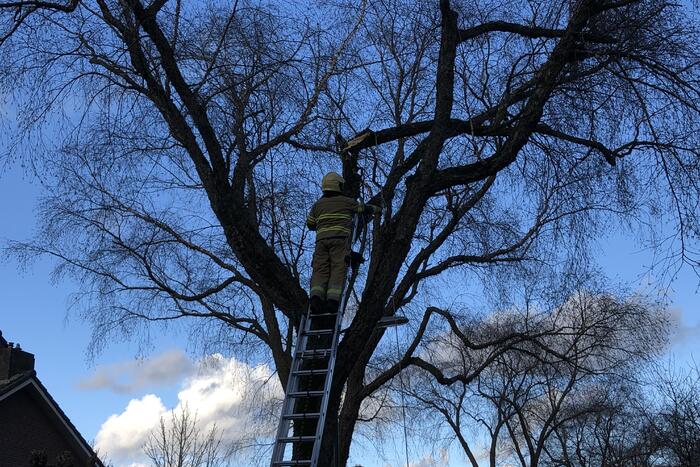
[639,363,700,466]
[1,0,700,464]
[144,405,231,467]
[536,362,700,467]
[403,287,669,466]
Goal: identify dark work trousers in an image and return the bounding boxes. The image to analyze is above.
[310,237,348,301]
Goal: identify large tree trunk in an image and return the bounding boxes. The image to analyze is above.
[336,374,365,465]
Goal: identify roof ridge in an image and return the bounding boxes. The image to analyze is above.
[0,369,35,393]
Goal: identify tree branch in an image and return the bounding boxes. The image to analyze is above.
[458,21,615,44]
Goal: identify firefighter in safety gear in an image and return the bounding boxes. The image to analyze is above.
[306,172,378,314]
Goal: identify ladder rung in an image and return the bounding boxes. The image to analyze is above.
[307,312,338,318]
[296,349,332,358]
[287,390,325,397]
[277,435,316,443]
[283,412,321,419]
[272,461,311,466]
[292,369,329,376]
[303,329,334,336]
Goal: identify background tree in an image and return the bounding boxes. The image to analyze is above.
[144,405,232,467]
[404,285,669,467]
[538,362,700,466]
[2,0,700,464]
[640,363,700,466]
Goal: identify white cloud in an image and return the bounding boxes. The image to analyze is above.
[95,354,282,466]
[385,448,450,467]
[79,349,195,393]
[380,450,450,467]
[669,308,700,346]
[95,395,167,465]
[403,449,449,467]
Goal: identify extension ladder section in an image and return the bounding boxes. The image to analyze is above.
[270,215,362,467]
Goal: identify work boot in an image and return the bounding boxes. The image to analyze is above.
[309,295,324,315]
[377,314,409,328]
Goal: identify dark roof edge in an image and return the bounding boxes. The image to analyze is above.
[0,370,36,399]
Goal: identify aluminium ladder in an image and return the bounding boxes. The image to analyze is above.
[270,214,363,467]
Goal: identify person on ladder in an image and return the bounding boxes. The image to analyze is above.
[306,168,409,329]
[306,171,378,315]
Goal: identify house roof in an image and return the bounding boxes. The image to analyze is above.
[0,370,105,467]
[0,369,35,397]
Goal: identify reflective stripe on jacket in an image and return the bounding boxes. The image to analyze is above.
[306,195,363,241]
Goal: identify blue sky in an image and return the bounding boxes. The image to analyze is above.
[0,4,696,466]
[0,162,186,440]
[0,0,698,463]
[1,153,699,466]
